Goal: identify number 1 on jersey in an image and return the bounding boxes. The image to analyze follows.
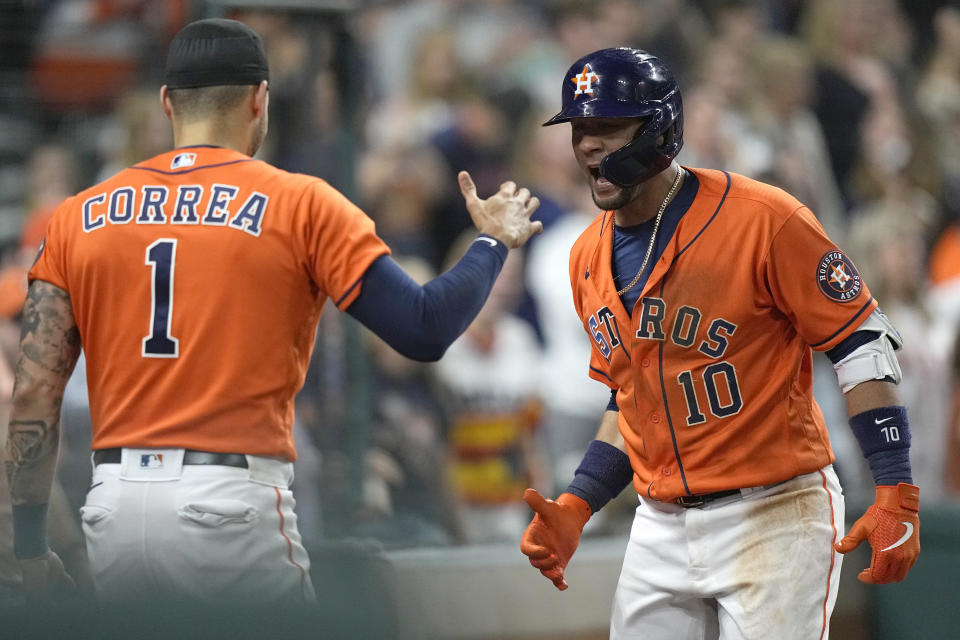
[143,239,180,358]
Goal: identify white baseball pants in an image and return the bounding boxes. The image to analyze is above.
[611,465,844,640]
[80,448,316,605]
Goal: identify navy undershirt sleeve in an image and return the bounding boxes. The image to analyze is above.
[825,330,881,363]
[607,388,619,412]
[346,235,508,361]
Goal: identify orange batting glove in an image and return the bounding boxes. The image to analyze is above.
[520,489,591,591]
[835,482,920,584]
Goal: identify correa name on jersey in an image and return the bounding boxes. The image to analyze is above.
[81,184,268,237]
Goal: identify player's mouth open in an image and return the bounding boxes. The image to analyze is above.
[589,165,615,190]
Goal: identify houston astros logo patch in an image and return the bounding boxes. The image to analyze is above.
[572,64,599,97]
[817,250,862,302]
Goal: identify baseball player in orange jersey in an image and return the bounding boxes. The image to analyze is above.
[520,48,920,639]
[3,19,541,606]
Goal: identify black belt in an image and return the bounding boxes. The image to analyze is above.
[93,448,248,469]
[674,488,742,508]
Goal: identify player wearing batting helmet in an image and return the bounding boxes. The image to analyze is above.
[3,18,541,608]
[521,47,920,639]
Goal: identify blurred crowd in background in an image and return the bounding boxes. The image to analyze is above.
[1,0,960,582]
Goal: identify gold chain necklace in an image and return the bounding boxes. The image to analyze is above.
[616,168,684,296]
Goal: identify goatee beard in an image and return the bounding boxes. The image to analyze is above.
[592,184,637,211]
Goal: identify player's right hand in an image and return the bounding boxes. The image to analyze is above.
[520,489,591,591]
[458,171,542,249]
[834,483,920,584]
[18,549,76,600]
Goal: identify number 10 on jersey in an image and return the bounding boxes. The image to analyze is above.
[143,239,180,358]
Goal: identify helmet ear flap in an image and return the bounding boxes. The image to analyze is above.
[599,140,673,188]
[599,105,683,188]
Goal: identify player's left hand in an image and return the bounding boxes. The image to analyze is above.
[834,482,920,584]
[18,549,76,600]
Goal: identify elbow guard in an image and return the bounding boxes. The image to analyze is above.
[833,309,903,393]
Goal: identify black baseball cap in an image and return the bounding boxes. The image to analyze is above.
[164,18,269,89]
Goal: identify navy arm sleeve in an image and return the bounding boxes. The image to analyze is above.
[824,330,880,363]
[346,235,508,362]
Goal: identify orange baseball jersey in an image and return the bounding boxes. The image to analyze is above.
[569,168,877,501]
[29,146,390,460]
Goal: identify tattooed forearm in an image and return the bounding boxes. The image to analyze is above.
[16,281,81,386]
[5,420,60,505]
[4,281,80,506]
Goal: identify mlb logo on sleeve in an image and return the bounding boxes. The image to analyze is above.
[170,152,197,170]
[140,453,164,468]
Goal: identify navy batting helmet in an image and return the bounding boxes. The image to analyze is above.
[544,47,683,188]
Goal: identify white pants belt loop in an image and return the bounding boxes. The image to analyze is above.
[245,454,294,487]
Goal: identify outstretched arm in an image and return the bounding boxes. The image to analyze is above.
[3,280,80,594]
[347,243,506,361]
[347,172,541,361]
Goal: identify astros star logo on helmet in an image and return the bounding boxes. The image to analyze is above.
[571,64,599,97]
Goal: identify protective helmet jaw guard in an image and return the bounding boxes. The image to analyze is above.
[545,48,684,188]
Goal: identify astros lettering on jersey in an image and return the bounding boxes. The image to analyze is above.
[29,146,390,460]
[570,168,877,501]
